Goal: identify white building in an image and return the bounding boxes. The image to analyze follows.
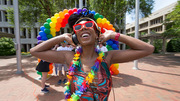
[0,0,87,52]
[126,2,177,39]
[0,0,38,51]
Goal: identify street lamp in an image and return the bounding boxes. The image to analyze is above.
[133,0,140,70]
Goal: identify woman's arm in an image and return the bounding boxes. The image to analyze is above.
[30,34,75,64]
[99,30,154,65]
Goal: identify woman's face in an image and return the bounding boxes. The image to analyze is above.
[74,20,98,46]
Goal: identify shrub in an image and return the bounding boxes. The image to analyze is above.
[166,38,180,52]
[153,39,163,53]
[0,37,16,56]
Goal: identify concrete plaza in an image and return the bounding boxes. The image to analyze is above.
[0,53,180,101]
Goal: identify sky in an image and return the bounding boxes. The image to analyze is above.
[126,0,178,24]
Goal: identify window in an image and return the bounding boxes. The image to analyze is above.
[0,27,2,32]
[28,29,31,38]
[4,27,8,33]
[3,11,8,22]
[0,11,2,22]
[22,28,26,38]
[34,28,38,38]
[10,28,14,34]
[132,27,135,31]
[10,0,13,5]
[2,0,7,5]
[83,0,85,6]
[28,44,31,50]
[21,44,27,52]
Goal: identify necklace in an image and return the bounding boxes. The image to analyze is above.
[64,47,104,101]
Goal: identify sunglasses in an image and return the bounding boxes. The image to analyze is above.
[73,21,95,34]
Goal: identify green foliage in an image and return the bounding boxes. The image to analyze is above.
[163,1,180,38]
[88,0,154,30]
[7,0,154,29]
[166,38,180,52]
[142,39,148,43]
[153,39,162,53]
[0,37,16,56]
[6,0,75,27]
[127,33,135,37]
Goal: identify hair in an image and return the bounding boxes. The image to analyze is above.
[68,10,100,35]
[68,13,95,29]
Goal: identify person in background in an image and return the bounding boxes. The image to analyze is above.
[36,41,50,93]
[55,42,69,85]
[99,43,108,52]
[66,43,75,51]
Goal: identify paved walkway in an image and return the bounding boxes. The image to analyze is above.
[0,54,180,101]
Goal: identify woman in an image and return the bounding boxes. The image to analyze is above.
[30,13,154,100]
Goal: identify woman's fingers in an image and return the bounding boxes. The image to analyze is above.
[99,34,105,44]
[64,33,76,47]
[99,29,113,43]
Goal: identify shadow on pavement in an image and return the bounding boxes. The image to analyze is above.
[112,73,142,88]
[0,56,37,81]
[139,69,180,76]
[139,83,180,94]
[22,72,65,101]
[112,73,180,94]
[46,76,66,87]
[139,54,180,67]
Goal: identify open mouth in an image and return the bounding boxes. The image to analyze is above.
[80,31,91,38]
[81,33,90,38]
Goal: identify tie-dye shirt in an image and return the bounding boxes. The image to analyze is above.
[69,59,112,101]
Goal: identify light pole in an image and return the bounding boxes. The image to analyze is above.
[13,0,23,74]
[133,0,140,70]
[79,0,83,8]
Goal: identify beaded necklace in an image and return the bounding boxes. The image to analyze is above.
[64,47,104,101]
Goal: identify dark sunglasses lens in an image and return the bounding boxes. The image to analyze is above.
[85,22,93,27]
[75,25,82,30]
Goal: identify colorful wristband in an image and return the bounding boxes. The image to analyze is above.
[115,33,120,41]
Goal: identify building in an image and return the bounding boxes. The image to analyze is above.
[0,0,87,52]
[125,2,177,41]
[0,0,38,52]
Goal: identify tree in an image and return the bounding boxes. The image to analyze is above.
[159,1,180,54]
[88,0,154,31]
[6,0,75,27]
[163,1,180,38]
[6,0,154,31]
[166,38,180,52]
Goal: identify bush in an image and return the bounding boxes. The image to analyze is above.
[166,38,180,52]
[153,39,163,53]
[0,37,16,56]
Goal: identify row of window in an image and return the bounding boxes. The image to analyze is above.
[0,0,13,5]
[150,16,163,26]
[150,26,163,32]
[0,26,74,38]
[140,22,148,29]
[126,25,163,35]
[0,27,14,34]
[126,16,164,33]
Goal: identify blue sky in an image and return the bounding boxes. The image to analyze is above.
[126,0,178,24]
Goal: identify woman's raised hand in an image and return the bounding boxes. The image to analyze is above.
[98,29,116,44]
[63,33,76,47]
